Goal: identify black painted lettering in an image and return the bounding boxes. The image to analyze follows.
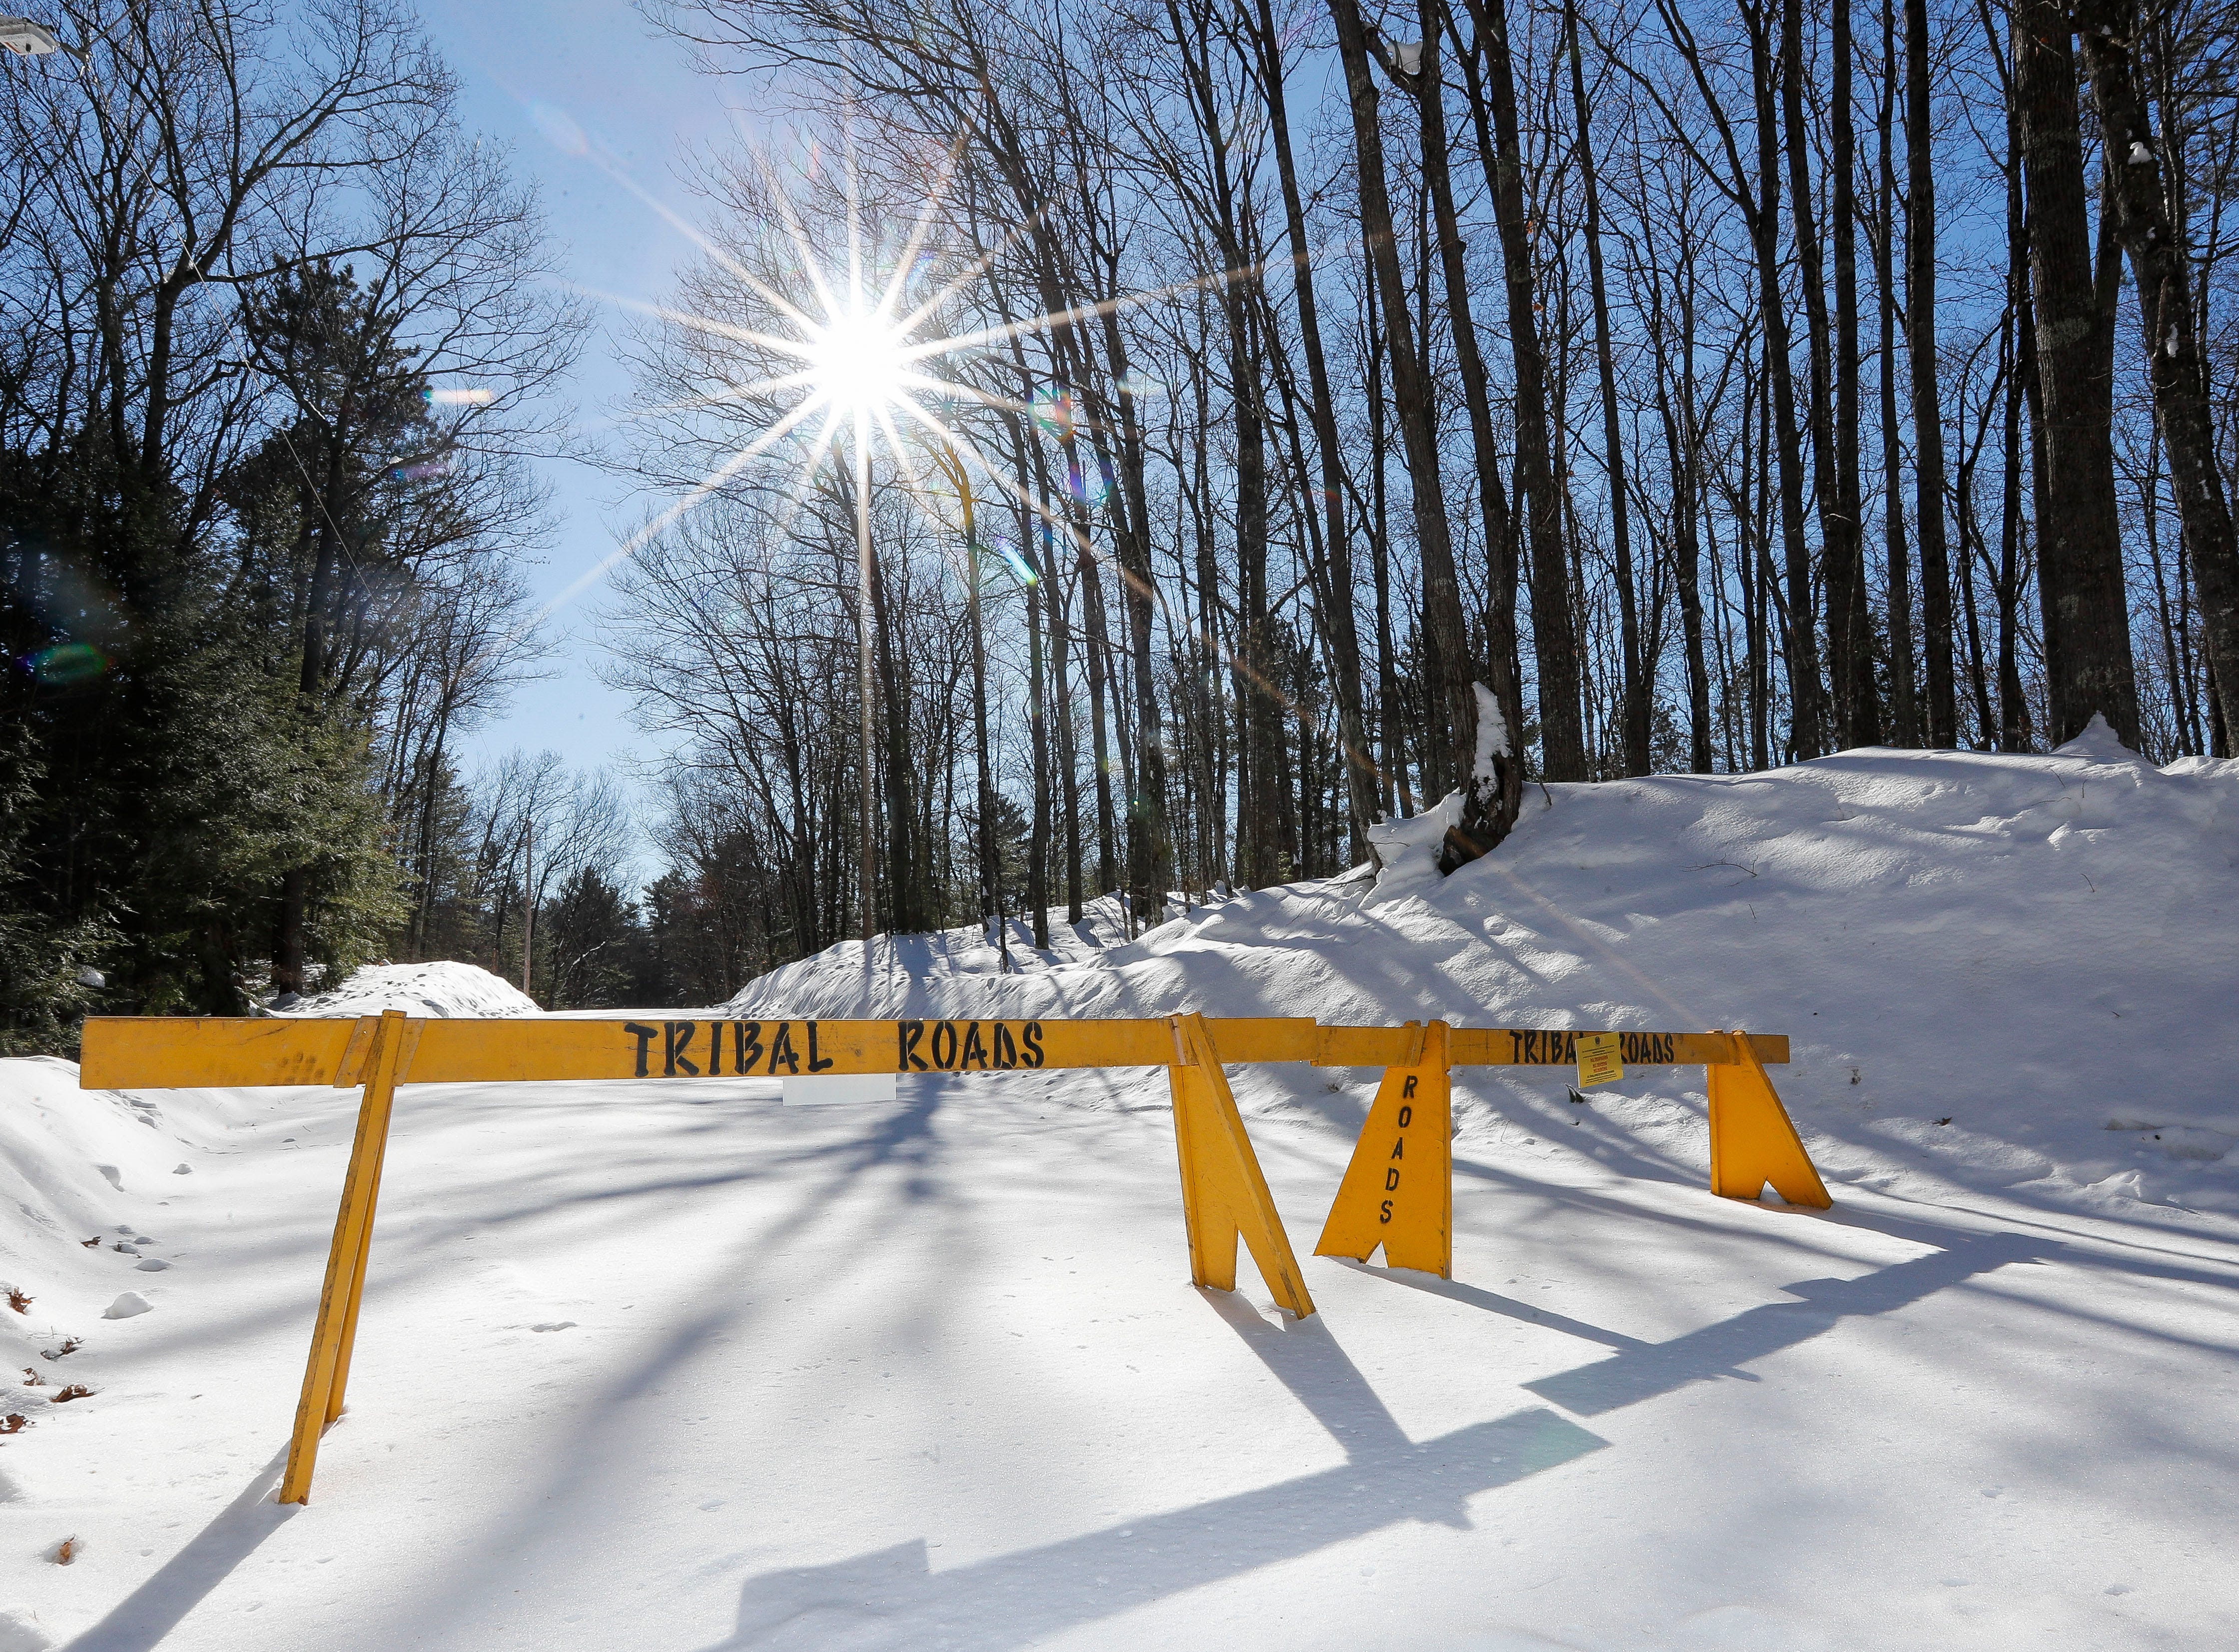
[1022,1023,1045,1067]
[1660,1033,1675,1063]
[806,1021,834,1072]
[624,1022,658,1078]
[738,1021,763,1074]
[665,1021,699,1077]
[931,1020,959,1070]
[899,1021,927,1071]
[1510,1030,1527,1063]
[1379,1199,1394,1223]
[707,1022,723,1076]
[1397,1104,1413,1128]
[993,1024,1018,1069]
[961,1022,988,1068]
[1385,1168,1402,1191]
[1390,1138,1405,1159]
[768,1023,800,1074]
[1403,1074,1419,1099]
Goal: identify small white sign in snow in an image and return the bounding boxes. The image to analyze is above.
[782,1072,900,1106]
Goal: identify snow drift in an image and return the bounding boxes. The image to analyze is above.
[285,959,539,1019]
[729,721,2239,1218]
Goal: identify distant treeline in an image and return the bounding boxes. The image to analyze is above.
[0,0,583,1046]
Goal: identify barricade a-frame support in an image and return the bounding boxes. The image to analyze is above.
[1166,1013,1317,1316]
[280,1009,413,1504]
[1706,1030,1831,1207]
[1314,1021,1454,1277]
[1312,1025,1830,1274]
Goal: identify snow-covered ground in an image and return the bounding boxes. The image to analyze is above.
[3,727,2236,1650]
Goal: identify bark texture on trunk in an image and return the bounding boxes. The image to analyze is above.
[2074,0,2239,746]
[1460,0,1586,782]
[1327,0,1518,865]
[1905,0,1958,746]
[2015,0,2141,745]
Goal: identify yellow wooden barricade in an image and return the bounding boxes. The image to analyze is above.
[77,1010,1823,1505]
[1311,1023,1826,1280]
[79,1011,1323,1504]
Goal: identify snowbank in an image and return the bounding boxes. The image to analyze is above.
[286,959,539,1019]
[728,724,2239,1219]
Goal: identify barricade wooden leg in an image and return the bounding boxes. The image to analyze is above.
[279,1009,408,1504]
[1166,1014,1317,1318]
[1314,1021,1452,1276]
[1707,1031,1832,1208]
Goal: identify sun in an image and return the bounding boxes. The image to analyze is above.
[805,307,909,420]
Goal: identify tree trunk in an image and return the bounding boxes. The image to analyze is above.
[1458,0,1586,782]
[1830,0,1878,745]
[1782,0,1838,753]
[1250,0,1377,860]
[1998,44,2036,752]
[1326,0,1516,863]
[1744,0,1824,762]
[1364,257,1412,816]
[1905,0,1958,746]
[1409,0,1529,803]
[2015,0,2141,745]
[2075,0,2239,747]
[1563,0,1647,773]
[1879,0,1920,745]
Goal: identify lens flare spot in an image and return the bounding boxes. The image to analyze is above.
[985,540,1039,588]
[426,386,494,407]
[1065,458,1111,509]
[29,643,109,685]
[1031,391,1075,438]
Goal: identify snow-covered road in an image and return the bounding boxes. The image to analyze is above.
[9,1058,2236,1650]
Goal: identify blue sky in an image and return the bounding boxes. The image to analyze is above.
[417,1,753,829]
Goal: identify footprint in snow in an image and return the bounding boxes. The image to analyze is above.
[135,1259,171,1272]
[530,1322,577,1333]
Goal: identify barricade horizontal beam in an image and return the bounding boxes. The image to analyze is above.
[78,1016,363,1089]
[1312,1026,1786,1068]
[81,1016,1789,1089]
[1449,1028,1788,1068]
[80,1015,1328,1087]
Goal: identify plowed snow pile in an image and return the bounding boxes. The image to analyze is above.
[3,728,2234,1652]
[732,718,2239,1217]
[287,960,540,1019]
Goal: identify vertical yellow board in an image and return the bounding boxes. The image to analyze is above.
[1166,1015,1317,1318]
[279,1011,410,1505]
[1707,1030,1832,1208]
[1313,1022,1453,1277]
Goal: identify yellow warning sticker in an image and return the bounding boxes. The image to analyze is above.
[1575,1031,1624,1088]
